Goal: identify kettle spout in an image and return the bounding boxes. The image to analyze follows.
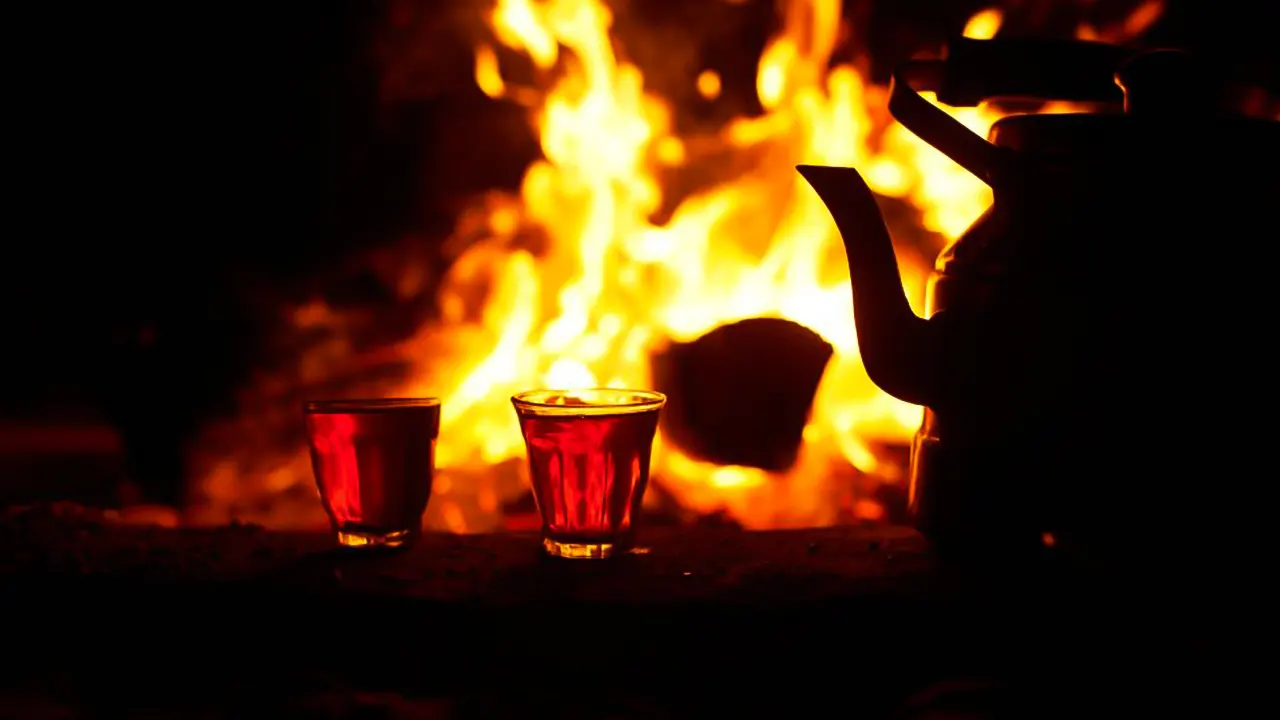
[797,164,940,407]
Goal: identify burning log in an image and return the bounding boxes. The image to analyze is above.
[651,317,833,472]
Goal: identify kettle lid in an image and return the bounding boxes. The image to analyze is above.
[987,49,1280,158]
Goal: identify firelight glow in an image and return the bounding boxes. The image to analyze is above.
[190,0,1164,532]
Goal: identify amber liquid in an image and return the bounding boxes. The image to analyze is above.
[518,410,660,550]
[305,407,438,545]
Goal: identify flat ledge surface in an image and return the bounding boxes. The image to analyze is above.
[0,504,1227,718]
[4,505,927,597]
[1,504,949,716]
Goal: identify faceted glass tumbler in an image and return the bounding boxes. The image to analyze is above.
[304,398,441,550]
[512,389,665,559]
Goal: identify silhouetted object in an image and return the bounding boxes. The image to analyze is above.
[800,39,1278,581]
[651,317,833,473]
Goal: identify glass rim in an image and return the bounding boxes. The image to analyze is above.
[304,397,441,413]
[511,388,666,416]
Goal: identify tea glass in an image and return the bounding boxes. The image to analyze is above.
[511,388,665,559]
[304,398,441,549]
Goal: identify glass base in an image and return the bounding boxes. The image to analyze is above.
[336,528,416,550]
[542,537,623,559]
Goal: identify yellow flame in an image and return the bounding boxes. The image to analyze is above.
[403,0,1001,528]
[697,69,722,100]
[963,8,1003,39]
[191,1,1166,532]
[1077,0,1165,42]
[474,44,505,99]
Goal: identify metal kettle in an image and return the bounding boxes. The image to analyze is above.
[798,38,1279,567]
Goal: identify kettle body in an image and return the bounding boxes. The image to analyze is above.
[909,114,1279,562]
[799,40,1280,570]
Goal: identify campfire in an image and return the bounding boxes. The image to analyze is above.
[184,0,1164,532]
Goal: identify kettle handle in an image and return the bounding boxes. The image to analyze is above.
[888,62,1014,187]
[888,38,1138,187]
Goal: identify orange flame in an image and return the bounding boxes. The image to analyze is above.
[189,0,1163,531]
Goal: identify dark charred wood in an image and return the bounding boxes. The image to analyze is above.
[651,317,834,472]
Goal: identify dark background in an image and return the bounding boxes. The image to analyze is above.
[2,0,1275,506]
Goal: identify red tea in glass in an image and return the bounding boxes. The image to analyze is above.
[512,389,665,559]
[304,398,440,549]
